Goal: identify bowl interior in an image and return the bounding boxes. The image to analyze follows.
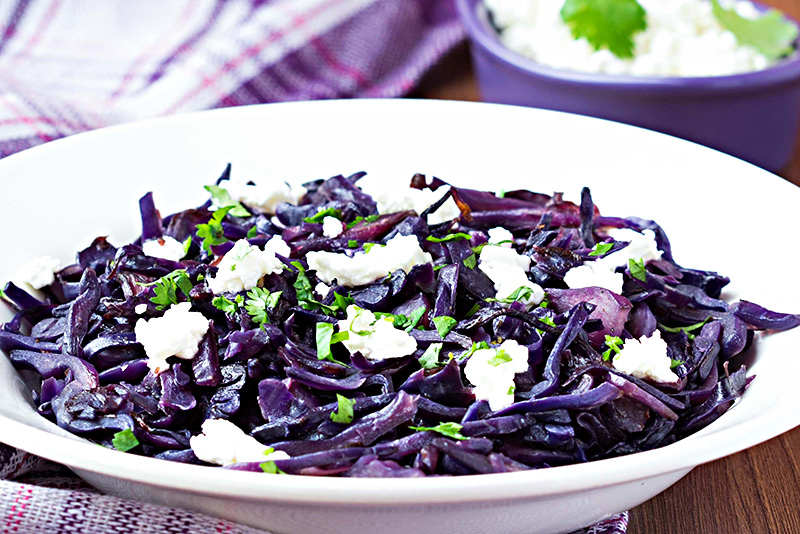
[0,99,799,504]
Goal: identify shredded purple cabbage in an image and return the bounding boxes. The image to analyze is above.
[2,168,798,478]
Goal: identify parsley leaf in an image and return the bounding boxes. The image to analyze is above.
[245,287,282,324]
[488,349,513,367]
[426,233,472,243]
[507,385,516,396]
[628,257,647,282]
[330,394,355,424]
[111,429,139,452]
[465,302,481,317]
[333,292,355,312]
[363,242,383,253]
[259,447,286,474]
[147,270,193,310]
[404,306,426,331]
[304,207,342,224]
[670,358,684,369]
[659,317,710,335]
[602,334,624,361]
[711,0,798,61]
[589,242,614,257]
[213,295,239,314]
[432,316,457,338]
[204,185,250,217]
[560,0,647,59]
[196,206,233,252]
[409,422,468,440]
[182,236,193,256]
[344,215,377,229]
[315,323,337,362]
[419,343,443,369]
[149,283,178,311]
[463,253,477,270]
[291,261,335,315]
[461,341,491,361]
[347,240,358,248]
[247,225,258,239]
[539,316,556,328]
[487,286,534,305]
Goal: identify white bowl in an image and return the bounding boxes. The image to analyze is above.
[1,100,799,534]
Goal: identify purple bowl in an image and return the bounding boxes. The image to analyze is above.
[455,0,800,171]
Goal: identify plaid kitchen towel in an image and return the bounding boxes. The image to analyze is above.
[0,0,463,157]
[0,444,628,534]
[0,1,629,532]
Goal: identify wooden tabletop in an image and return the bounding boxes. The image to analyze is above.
[413,2,800,530]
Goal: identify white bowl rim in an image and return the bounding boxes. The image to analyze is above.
[0,99,798,506]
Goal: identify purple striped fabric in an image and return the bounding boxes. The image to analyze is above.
[0,1,629,532]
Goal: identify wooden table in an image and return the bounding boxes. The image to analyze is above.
[413,2,800,530]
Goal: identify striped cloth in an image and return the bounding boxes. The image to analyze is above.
[0,0,463,157]
[0,1,629,532]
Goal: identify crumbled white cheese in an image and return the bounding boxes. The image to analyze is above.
[563,262,625,295]
[487,227,514,247]
[142,236,186,262]
[322,216,344,238]
[207,237,289,295]
[564,229,662,293]
[464,340,530,411]
[356,175,462,224]
[613,330,679,383]
[134,302,209,374]
[14,256,61,290]
[307,234,432,287]
[134,303,148,315]
[221,180,307,215]
[478,244,544,307]
[190,418,290,466]
[336,305,417,360]
[486,0,776,77]
[315,282,331,299]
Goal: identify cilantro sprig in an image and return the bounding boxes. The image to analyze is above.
[409,422,468,440]
[486,286,535,305]
[560,0,647,59]
[711,0,798,61]
[213,294,243,314]
[291,261,337,315]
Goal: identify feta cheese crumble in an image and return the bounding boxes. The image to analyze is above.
[356,175,462,225]
[322,216,344,238]
[141,236,185,262]
[190,418,290,466]
[207,236,289,295]
[486,0,776,77]
[464,340,530,410]
[221,180,306,215]
[478,244,544,307]
[315,282,331,299]
[336,305,417,360]
[307,234,432,287]
[487,226,514,247]
[13,256,61,290]
[134,303,148,315]
[134,302,209,374]
[564,228,662,294]
[612,330,679,383]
